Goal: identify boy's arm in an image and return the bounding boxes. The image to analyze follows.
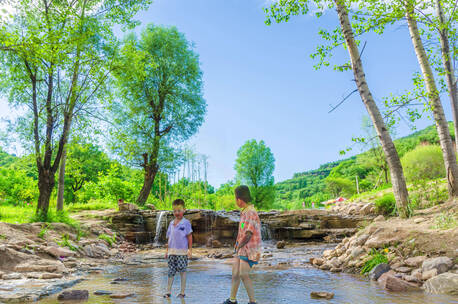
[187,233,193,258]
[236,231,252,252]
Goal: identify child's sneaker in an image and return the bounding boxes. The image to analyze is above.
[222,299,238,304]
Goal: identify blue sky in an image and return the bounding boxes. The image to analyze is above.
[0,0,450,187]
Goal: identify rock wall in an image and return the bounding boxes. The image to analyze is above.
[110,208,372,245]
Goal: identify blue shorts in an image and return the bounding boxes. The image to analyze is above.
[239,256,258,268]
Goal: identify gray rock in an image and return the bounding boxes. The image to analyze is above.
[422,268,438,281]
[57,290,89,301]
[422,257,453,274]
[310,291,334,300]
[405,256,427,268]
[2,273,23,280]
[276,241,286,249]
[424,273,458,295]
[350,246,364,259]
[369,263,391,281]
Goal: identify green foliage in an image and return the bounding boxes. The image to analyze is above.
[38,223,51,239]
[433,212,457,230]
[58,234,77,251]
[401,145,445,182]
[235,140,276,209]
[409,179,448,210]
[0,167,38,205]
[375,193,396,216]
[325,177,356,197]
[98,233,117,246]
[30,210,79,228]
[65,142,111,203]
[361,249,389,275]
[76,163,141,204]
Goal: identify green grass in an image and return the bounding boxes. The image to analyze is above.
[0,204,35,223]
[66,199,118,212]
[58,233,77,251]
[98,233,116,246]
[360,249,389,275]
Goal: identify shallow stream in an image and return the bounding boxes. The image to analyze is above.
[39,244,457,304]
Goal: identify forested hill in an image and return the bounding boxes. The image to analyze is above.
[274,123,454,209]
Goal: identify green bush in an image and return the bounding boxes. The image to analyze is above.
[375,193,396,215]
[401,145,445,182]
[325,177,356,197]
[0,168,38,205]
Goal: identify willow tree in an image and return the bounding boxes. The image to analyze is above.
[265,0,410,217]
[0,0,151,217]
[111,24,206,205]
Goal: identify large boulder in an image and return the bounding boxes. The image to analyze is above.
[83,243,111,258]
[423,273,458,295]
[45,246,76,258]
[422,257,453,274]
[378,273,420,292]
[369,263,390,281]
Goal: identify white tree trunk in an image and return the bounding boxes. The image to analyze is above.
[435,0,458,153]
[406,5,458,197]
[335,0,410,217]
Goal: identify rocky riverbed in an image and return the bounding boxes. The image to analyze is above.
[0,201,457,302]
[310,200,458,296]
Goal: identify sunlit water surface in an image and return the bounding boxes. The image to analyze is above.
[39,259,458,304]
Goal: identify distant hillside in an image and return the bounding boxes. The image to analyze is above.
[0,148,17,167]
[274,123,454,209]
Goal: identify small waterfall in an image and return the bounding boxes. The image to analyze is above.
[261,223,272,241]
[153,211,167,246]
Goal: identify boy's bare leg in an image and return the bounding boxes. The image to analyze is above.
[167,276,174,294]
[229,256,241,300]
[179,272,187,295]
[240,260,255,303]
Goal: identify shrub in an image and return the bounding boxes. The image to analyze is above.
[375,193,396,215]
[401,145,444,182]
[361,249,389,275]
[325,177,356,197]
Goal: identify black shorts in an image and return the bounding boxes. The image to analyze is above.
[167,255,188,277]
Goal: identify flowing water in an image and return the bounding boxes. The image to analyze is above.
[39,244,457,304]
[153,211,168,246]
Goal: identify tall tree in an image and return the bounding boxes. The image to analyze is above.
[403,0,458,197]
[434,0,458,153]
[265,0,410,217]
[0,0,151,217]
[110,24,206,205]
[235,139,276,208]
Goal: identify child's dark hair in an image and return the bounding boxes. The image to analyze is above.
[172,199,185,208]
[234,185,252,203]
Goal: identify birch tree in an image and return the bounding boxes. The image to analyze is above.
[265,0,410,217]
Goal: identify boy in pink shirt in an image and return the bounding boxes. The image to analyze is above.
[222,185,261,304]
